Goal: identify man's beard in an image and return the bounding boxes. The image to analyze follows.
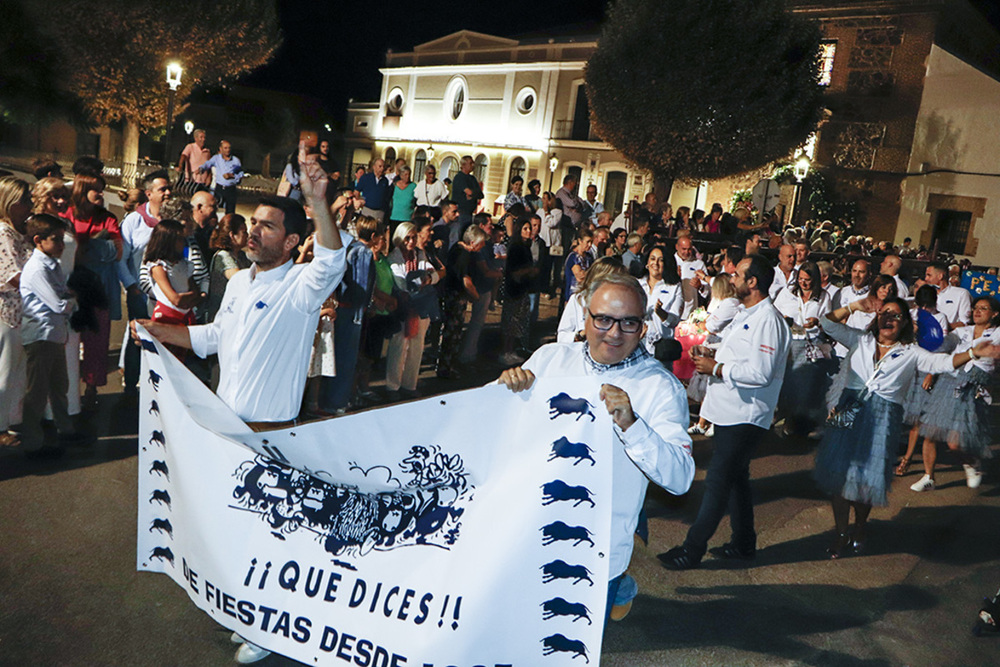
[247,243,283,267]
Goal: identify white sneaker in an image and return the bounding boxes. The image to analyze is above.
[910,474,935,492]
[236,642,271,664]
[963,464,983,489]
[706,424,715,438]
[687,424,706,435]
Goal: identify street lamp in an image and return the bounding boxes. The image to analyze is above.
[183,120,194,136]
[792,155,811,225]
[426,144,435,162]
[164,61,183,169]
[547,153,559,192]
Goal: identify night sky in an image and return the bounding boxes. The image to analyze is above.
[241,0,1000,122]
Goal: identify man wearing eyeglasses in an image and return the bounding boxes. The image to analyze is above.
[659,254,790,570]
[499,273,695,622]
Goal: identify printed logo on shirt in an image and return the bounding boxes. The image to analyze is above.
[255,300,267,309]
[759,344,775,355]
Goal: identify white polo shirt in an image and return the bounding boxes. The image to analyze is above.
[936,284,972,327]
[700,298,791,429]
[675,254,708,319]
[189,242,347,422]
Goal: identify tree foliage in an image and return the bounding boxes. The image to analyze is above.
[21,0,283,131]
[586,0,824,184]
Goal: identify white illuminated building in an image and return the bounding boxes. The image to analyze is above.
[345,30,671,218]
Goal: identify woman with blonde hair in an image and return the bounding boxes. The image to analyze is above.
[0,177,33,446]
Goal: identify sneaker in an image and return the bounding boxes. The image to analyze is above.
[235,642,271,664]
[687,424,706,435]
[609,600,633,621]
[910,474,935,492]
[657,545,702,570]
[706,425,715,438]
[708,542,756,561]
[963,464,983,489]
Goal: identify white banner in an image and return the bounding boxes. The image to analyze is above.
[135,326,613,666]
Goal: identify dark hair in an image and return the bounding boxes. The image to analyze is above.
[26,213,65,242]
[31,158,62,181]
[644,245,680,285]
[973,295,1000,327]
[143,169,171,191]
[505,202,527,219]
[144,219,186,264]
[70,173,106,211]
[412,216,433,234]
[913,284,937,309]
[473,212,492,228]
[210,213,246,252]
[509,217,531,247]
[792,261,822,301]
[870,273,898,300]
[257,195,307,242]
[509,175,523,187]
[439,198,457,211]
[72,156,104,177]
[744,253,774,294]
[928,262,948,278]
[725,244,745,269]
[865,296,915,344]
[527,179,541,193]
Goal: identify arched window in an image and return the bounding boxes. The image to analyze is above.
[474,154,489,183]
[384,146,396,165]
[413,149,427,179]
[440,156,458,182]
[508,157,526,185]
[445,77,467,121]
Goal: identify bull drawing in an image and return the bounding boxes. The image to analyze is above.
[541,480,595,508]
[149,518,173,538]
[140,339,158,354]
[149,489,171,508]
[541,597,592,625]
[540,559,594,586]
[149,460,169,480]
[548,393,596,422]
[150,546,174,566]
[148,401,159,416]
[148,369,162,391]
[541,634,589,663]
[149,431,166,447]
[540,521,594,547]
[548,437,596,467]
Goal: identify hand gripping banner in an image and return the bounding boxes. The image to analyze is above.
[135,325,612,666]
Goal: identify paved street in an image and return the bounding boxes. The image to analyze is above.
[0,305,998,667]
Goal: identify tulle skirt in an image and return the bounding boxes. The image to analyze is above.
[918,366,994,458]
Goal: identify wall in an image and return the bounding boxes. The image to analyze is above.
[897,44,1000,264]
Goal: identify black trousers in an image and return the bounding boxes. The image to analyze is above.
[215,185,238,215]
[683,423,766,556]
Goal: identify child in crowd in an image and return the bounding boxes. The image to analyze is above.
[142,220,201,357]
[19,214,86,458]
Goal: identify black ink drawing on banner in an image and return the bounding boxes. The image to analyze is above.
[150,518,173,538]
[231,445,473,557]
[541,633,589,663]
[148,369,162,391]
[541,480,595,508]
[150,489,172,508]
[548,437,596,467]
[149,400,159,416]
[150,546,175,566]
[140,338,159,354]
[150,460,170,480]
[149,431,165,447]
[541,597,593,625]
[540,521,594,548]
[547,393,596,422]
[540,560,594,586]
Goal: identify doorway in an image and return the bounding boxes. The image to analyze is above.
[604,171,628,219]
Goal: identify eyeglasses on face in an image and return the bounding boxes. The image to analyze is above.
[881,311,903,321]
[587,309,643,334]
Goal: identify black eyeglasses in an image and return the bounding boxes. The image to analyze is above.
[881,312,903,321]
[587,309,643,334]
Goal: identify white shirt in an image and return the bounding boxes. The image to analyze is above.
[944,324,997,374]
[773,289,831,340]
[585,198,604,224]
[700,298,791,429]
[521,342,695,579]
[823,283,838,302]
[821,318,961,404]
[189,242,347,422]
[539,209,562,249]
[936,284,972,327]
[705,296,740,343]
[891,274,909,299]
[675,254,708,320]
[769,266,796,300]
[833,284,869,310]
[414,179,449,208]
[556,294,586,343]
[641,279,683,352]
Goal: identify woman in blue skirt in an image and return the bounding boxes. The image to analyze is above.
[815,296,995,558]
[909,295,1000,492]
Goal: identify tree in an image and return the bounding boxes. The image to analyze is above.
[586,0,824,196]
[21,0,282,167]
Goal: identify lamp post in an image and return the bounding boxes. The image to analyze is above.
[164,62,183,168]
[426,144,435,167]
[791,155,811,226]
[547,153,559,192]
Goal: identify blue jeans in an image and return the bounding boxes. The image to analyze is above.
[683,423,765,557]
[319,314,363,411]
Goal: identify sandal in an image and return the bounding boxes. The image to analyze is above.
[0,430,20,447]
[895,457,911,477]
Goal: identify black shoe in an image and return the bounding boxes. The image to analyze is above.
[657,545,701,570]
[24,445,65,461]
[59,432,95,447]
[708,542,756,561]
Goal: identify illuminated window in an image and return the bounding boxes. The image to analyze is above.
[384,147,396,165]
[440,156,457,181]
[508,157,526,184]
[413,149,427,177]
[474,154,489,182]
[819,42,837,86]
[515,87,536,115]
[387,87,405,116]
[445,77,467,121]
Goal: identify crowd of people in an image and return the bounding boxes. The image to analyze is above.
[2,144,999,663]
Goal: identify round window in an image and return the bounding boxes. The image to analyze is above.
[515,87,537,115]
[387,87,405,114]
[445,77,467,121]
